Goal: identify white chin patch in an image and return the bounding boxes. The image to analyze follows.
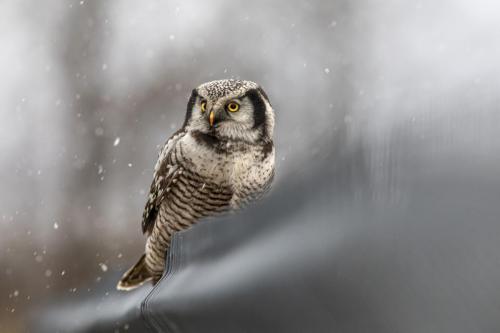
[216,123,260,143]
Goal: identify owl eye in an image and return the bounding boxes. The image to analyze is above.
[226,102,240,112]
[200,100,207,113]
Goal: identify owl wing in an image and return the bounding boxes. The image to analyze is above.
[141,129,185,234]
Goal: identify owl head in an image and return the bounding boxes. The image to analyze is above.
[182,80,274,145]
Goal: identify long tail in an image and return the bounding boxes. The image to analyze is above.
[116,253,152,291]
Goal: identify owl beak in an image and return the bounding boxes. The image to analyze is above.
[209,110,215,127]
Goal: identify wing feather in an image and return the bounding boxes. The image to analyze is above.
[141,130,185,234]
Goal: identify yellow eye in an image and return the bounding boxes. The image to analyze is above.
[200,101,207,113]
[226,102,240,112]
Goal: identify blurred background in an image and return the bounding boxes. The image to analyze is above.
[2,0,500,331]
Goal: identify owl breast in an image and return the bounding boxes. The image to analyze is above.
[178,133,234,184]
[229,143,275,207]
[145,131,274,280]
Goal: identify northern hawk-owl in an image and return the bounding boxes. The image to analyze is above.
[117,79,275,290]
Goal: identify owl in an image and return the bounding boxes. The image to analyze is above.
[117,79,275,290]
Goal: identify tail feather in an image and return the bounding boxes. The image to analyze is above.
[116,254,152,291]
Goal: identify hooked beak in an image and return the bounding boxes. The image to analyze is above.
[209,110,215,127]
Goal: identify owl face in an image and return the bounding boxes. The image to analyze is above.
[183,80,274,144]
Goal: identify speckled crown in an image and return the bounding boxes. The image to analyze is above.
[197,79,258,99]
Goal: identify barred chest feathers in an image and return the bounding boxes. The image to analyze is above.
[182,132,273,187]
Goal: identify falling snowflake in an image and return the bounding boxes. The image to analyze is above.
[99,263,108,272]
[113,137,120,146]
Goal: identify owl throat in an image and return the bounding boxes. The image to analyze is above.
[190,129,260,154]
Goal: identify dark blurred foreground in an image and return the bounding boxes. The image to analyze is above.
[33,118,500,332]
